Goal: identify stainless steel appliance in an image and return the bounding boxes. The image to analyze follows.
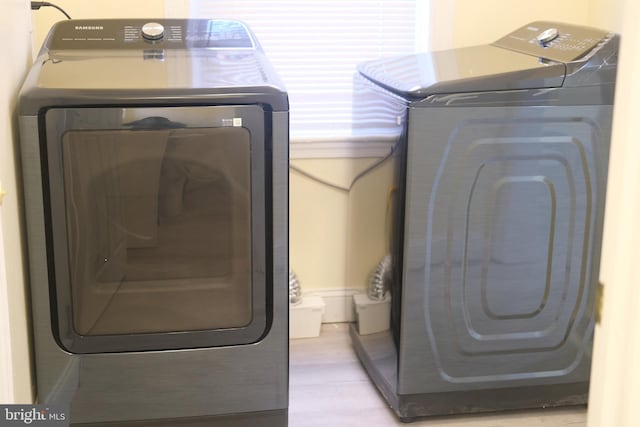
[19,19,288,426]
[349,21,618,421]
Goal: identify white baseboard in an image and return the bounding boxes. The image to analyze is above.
[302,288,365,323]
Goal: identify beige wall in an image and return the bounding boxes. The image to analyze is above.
[0,0,35,404]
[290,157,394,291]
[289,159,351,291]
[588,0,624,31]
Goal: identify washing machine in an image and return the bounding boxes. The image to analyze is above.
[349,21,618,421]
[19,19,288,426]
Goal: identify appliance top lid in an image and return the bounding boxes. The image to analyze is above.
[21,19,288,108]
[358,21,613,99]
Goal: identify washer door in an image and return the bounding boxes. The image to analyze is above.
[43,106,270,353]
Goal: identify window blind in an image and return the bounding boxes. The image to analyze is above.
[189,0,422,142]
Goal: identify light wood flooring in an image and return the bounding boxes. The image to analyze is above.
[289,323,587,427]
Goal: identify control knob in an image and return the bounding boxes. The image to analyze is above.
[141,22,165,41]
[537,28,559,47]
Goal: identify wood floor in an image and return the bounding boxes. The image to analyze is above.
[289,323,587,427]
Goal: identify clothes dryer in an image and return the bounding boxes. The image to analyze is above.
[19,19,288,426]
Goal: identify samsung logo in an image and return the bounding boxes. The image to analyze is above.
[75,25,104,30]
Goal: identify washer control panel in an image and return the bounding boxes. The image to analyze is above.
[47,19,255,50]
[493,21,609,62]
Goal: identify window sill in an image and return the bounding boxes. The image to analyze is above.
[289,138,395,159]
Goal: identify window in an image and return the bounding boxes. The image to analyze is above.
[188,1,427,144]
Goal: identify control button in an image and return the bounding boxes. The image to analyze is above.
[141,22,165,41]
[537,28,559,47]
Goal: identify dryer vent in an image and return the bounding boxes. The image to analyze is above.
[289,270,302,306]
[368,255,392,301]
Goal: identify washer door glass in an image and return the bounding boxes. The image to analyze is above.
[44,106,269,353]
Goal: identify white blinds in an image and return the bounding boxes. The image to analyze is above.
[189,0,422,142]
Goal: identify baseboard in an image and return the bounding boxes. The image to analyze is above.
[301,288,365,323]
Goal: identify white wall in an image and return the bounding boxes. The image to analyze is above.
[0,0,35,404]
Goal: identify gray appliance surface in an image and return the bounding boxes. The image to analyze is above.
[357,45,566,97]
[21,19,287,113]
[350,21,617,421]
[358,20,616,99]
[19,19,288,426]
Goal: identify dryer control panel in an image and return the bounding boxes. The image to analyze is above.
[493,21,610,63]
[47,19,256,50]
